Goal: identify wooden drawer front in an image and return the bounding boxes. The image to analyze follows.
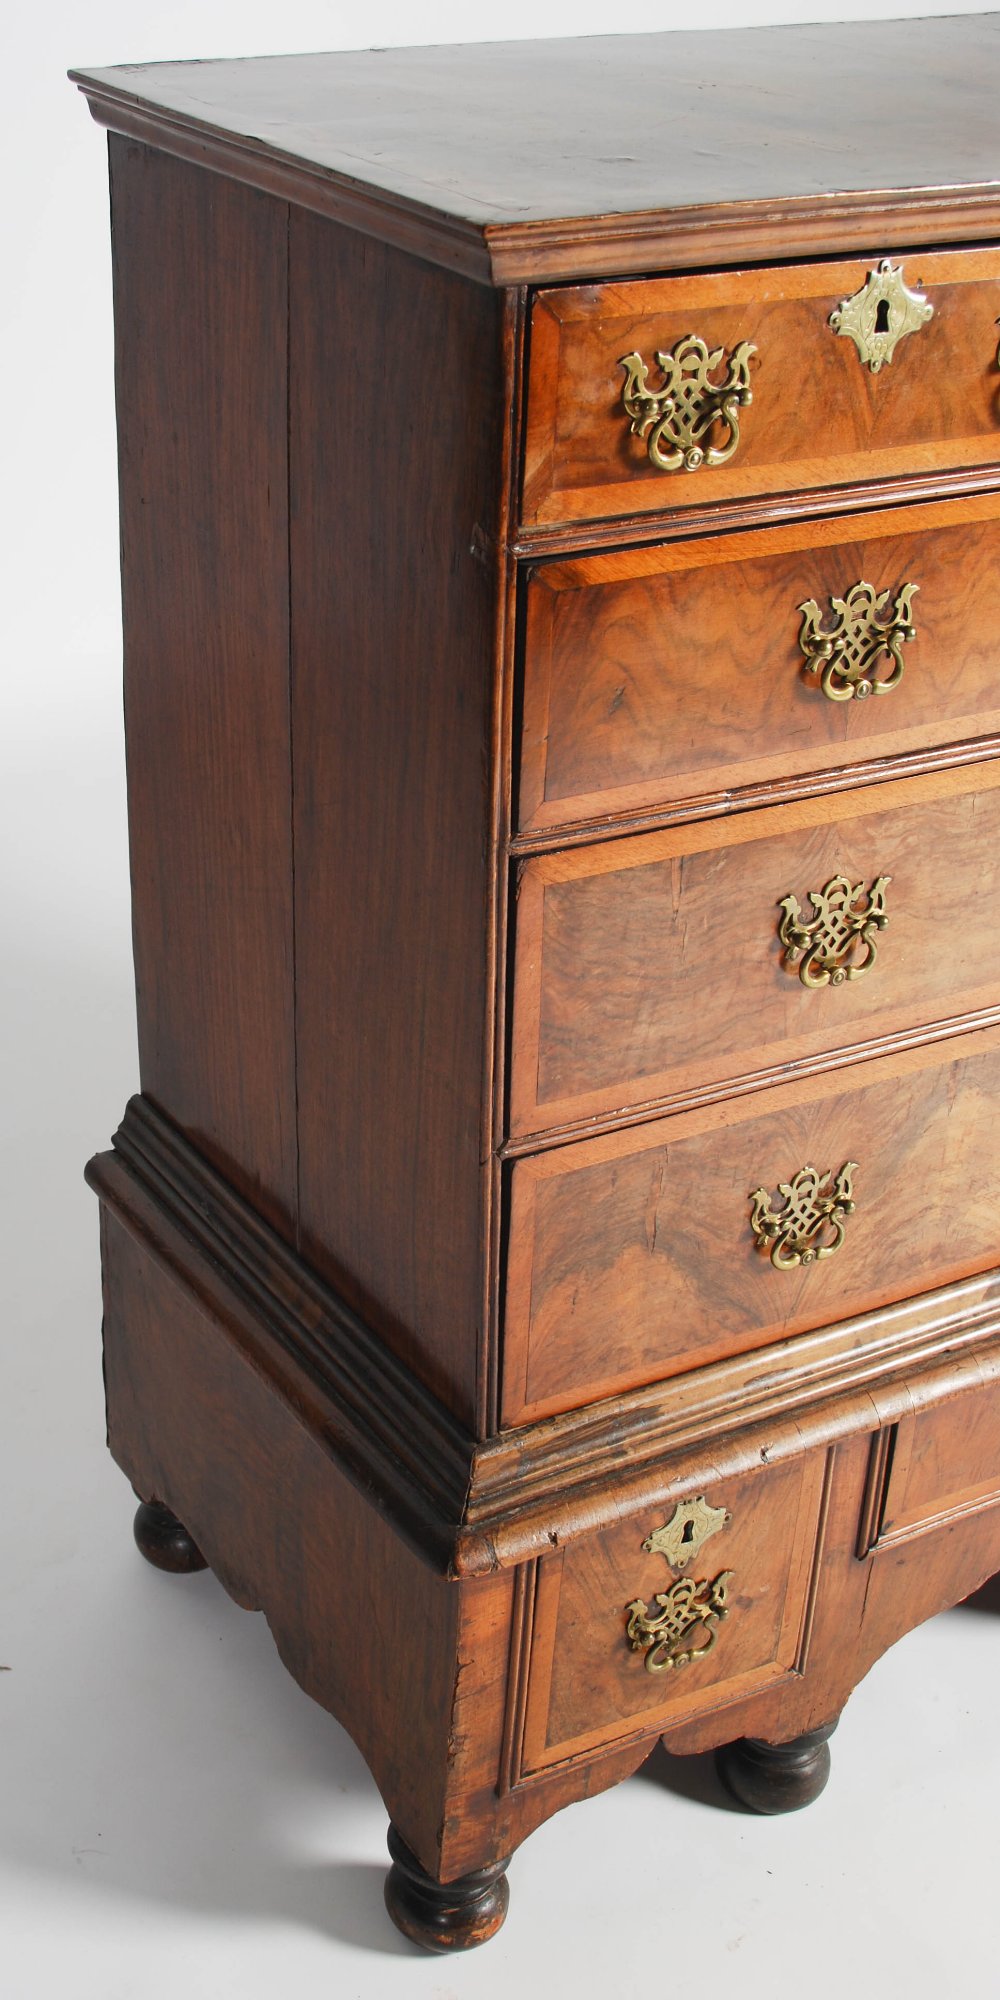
[517,1453,826,1777]
[522,249,1000,531]
[502,1025,1000,1425]
[509,763,1000,1140]
[874,1356,1000,1551]
[519,494,1000,837]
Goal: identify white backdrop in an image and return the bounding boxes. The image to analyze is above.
[2,6,998,1997]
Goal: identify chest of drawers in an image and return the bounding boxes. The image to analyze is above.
[74,18,1000,1952]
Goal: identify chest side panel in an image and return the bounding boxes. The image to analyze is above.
[289,215,510,1429]
[111,137,298,1238]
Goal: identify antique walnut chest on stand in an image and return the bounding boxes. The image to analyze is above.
[74,17,1000,1951]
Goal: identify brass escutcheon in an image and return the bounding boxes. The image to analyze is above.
[829,259,933,372]
[618,334,755,473]
[798,579,918,702]
[778,875,891,988]
[749,1162,857,1270]
[642,1496,730,1570]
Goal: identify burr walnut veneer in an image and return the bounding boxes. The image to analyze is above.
[74,18,1000,1953]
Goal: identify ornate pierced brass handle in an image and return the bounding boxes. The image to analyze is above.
[749,1162,857,1269]
[798,578,918,701]
[626,1573,734,1674]
[624,1497,734,1675]
[618,334,755,473]
[778,874,890,987]
[829,259,933,373]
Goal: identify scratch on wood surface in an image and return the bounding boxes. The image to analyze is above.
[644,1155,666,1253]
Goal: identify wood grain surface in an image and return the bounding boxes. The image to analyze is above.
[94,1168,1000,1873]
[110,140,298,1237]
[879,1371,1000,1548]
[288,211,507,1431]
[83,38,1000,1920]
[519,492,1000,835]
[522,250,1000,528]
[503,1024,1000,1424]
[520,1451,826,1772]
[73,17,1000,283]
[509,762,1000,1138]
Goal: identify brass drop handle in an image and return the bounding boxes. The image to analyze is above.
[749,1162,857,1269]
[618,333,755,473]
[625,1572,734,1674]
[778,874,891,988]
[798,578,918,701]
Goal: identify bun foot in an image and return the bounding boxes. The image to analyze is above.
[133,1499,208,1574]
[716,1719,837,1814]
[384,1824,509,1951]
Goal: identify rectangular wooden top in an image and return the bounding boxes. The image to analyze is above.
[72,16,1000,284]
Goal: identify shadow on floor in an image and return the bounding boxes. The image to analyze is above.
[633,1737,743,1813]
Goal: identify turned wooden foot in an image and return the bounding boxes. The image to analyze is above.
[716,1719,837,1814]
[133,1499,208,1574]
[383,1824,509,1951]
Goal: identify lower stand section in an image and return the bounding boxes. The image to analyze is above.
[133,1499,208,1574]
[383,1824,510,1951]
[716,1719,838,1814]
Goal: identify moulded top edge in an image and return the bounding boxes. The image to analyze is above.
[71,17,1000,286]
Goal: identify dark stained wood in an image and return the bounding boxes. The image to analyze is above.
[519,494,1000,836]
[99,1204,465,1878]
[383,1826,509,1951]
[132,1499,207,1573]
[716,1719,838,1813]
[509,764,1000,1138]
[288,213,507,1434]
[503,1025,1000,1425]
[90,1099,474,1571]
[522,250,1000,529]
[73,16,1000,284]
[78,27,1000,1949]
[110,139,298,1238]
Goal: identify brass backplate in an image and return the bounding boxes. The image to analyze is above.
[749,1162,857,1269]
[619,334,755,473]
[778,875,890,988]
[798,579,918,702]
[625,1571,734,1674]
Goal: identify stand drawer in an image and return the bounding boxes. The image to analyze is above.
[514,1452,826,1778]
[521,248,1000,532]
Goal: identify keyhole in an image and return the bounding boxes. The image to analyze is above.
[681,1519,695,1546]
[874,298,891,334]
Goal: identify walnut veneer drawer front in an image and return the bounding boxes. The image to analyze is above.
[875,1359,1000,1551]
[519,493,1000,836]
[517,1454,826,1776]
[521,250,1000,531]
[509,763,1000,1139]
[502,1025,1000,1425]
